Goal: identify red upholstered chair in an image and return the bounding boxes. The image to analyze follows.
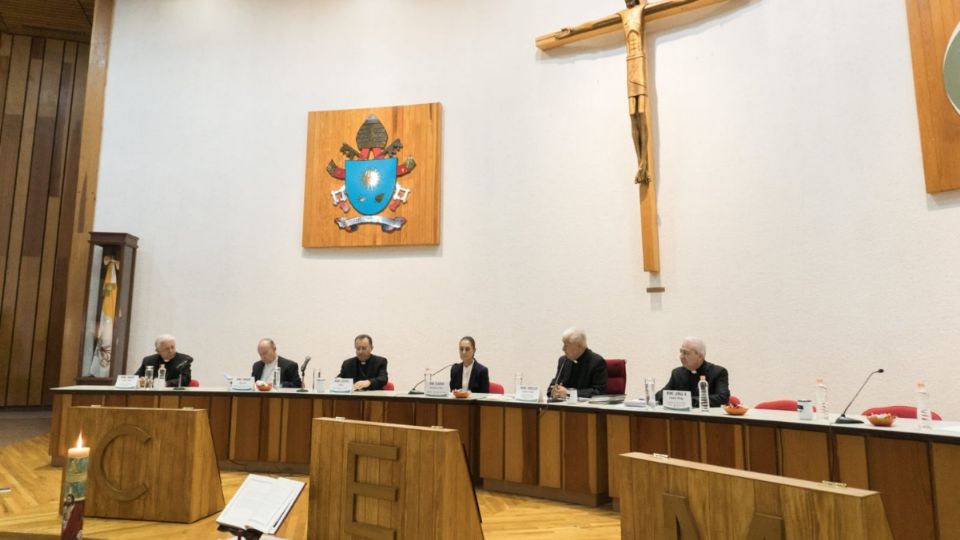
[189,379,199,387]
[862,405,942,420]
[755,399,799,412]
[605,359,627,395]
[383,381,395,391]
[488,382,505,394]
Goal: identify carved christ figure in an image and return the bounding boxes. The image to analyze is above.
[537,0,727,275]
[621,0,651,186]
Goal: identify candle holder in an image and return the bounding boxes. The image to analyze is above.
[61,434,88,540]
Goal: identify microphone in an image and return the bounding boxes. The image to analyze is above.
[172,357,193,391]
[548,358,568,401]
[408,363,455,395]
[835,368,884,424]
[297,356,311,392]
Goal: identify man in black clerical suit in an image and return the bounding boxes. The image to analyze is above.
[134,334,192,386]
[251,338,302,388]
[547,328,608,399]
[337,334,388,391]
[450,336,490,393]
[656,336,730,407]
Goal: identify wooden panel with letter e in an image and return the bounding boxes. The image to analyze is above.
[309,418,481,540]
[302,103,441,247]
[905,0,960,193]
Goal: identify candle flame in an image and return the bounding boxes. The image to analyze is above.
[75,433,84,449]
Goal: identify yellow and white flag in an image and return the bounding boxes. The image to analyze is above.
[91,258,119,377]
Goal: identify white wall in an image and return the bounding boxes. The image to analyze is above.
[94,0,960,417]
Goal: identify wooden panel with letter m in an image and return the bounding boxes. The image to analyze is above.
[302,103,441,247]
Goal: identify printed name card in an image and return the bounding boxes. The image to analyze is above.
[230,377,255,391]
[425,381,448,397]
[330,378,354,393]
[515,385,541,402]
[662,390,692,411]
[115,374,139,389]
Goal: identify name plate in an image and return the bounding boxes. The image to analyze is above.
[515,385,541,402]
[330,378,354,393]
[115,374,139,389]
[425,381,448,397]
[662,390,692,411]
[230,377,255,391]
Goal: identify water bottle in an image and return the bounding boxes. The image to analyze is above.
[424,369,432,393]
[145,366,155,389]
[698,375,709,412]
[917,382,932,429]
[815,378,829,421]
[157,365,166,388]
[272,368,281,389]
[514,372,523,395]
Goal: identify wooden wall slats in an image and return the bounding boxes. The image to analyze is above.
[29,39,73,405]
[8,37,63,407]
[0,35,43,406]
[0,31,86,407]
[43,41,87,404]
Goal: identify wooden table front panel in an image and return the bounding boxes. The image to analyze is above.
[538,410,562,488]
[701,421,743,469]
[229,396,262,462]
[669,418,700,461]
[932,442,960,539]
[478,405,504,480]
[606,414,631,498]
[866,436,935,540]
[780,428,830,482]
[833,433,869,489]
[746,425,779,475]
[504,407,538,485]
[562,411,605,495]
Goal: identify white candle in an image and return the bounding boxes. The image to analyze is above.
[67,434,89,458]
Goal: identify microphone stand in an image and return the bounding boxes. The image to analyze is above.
[297,356,312,393]
[835,368,884,424]
[409,363,455,395]
[172,358,192,391]
[547,358,568,402]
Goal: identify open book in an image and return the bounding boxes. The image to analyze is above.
[217,474,304,534]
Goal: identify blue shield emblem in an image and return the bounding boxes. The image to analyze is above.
[345,158,397,215]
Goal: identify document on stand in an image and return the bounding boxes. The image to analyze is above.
[217,474,304,534]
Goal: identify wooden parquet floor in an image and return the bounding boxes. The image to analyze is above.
[0,435,620,539]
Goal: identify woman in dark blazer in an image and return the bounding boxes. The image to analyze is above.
[449,336,490,393]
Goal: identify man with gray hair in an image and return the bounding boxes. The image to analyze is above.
[656,336,730,407]
[548,328,608,399]
[134,334,193,386]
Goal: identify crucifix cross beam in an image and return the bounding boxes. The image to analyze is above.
[537,0,729,277]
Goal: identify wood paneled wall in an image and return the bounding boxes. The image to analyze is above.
[0,32,88,406]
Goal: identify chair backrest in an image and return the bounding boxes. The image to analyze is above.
[605,359,626,395]
[754,399,798,412]
[862,405,942,421]
[488,382,505,394]
[189,379,199,387]
[383,381,395,391]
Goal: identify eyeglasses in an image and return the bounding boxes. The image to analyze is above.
[216,524,264,539]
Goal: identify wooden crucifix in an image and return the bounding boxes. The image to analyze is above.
[537,0,729,277]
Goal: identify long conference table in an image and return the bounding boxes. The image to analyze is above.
[50,386,960,539]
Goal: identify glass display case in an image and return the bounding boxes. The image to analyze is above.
[76,232,138,384]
